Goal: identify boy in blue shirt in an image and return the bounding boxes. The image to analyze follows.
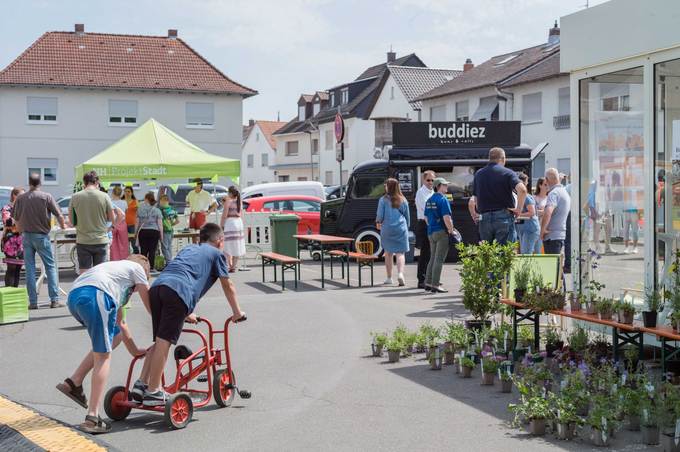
[424,177,455,293]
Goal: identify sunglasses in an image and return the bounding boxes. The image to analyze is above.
[425,179,434,182]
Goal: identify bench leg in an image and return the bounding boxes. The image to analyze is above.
[294,264,298,289]
[330,255,334,279]
[370,262,374,287]
[262,258,265,283]
[281,263,285,291]
[358,261,362,288]
[341,256,345,279]
[274,263,277,282]
[320,245,325,289]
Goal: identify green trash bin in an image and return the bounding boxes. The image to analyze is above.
[270,214,300,258]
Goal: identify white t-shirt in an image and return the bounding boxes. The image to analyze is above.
[186,189,213,213]
[112,199,127,214]
[72,260,148,307]
[415,184,434,220]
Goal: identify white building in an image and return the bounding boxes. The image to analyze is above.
[418,24,571,181]
[0,24,256,196]
[240,119,286,187]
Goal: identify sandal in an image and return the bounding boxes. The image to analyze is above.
[79,415,111,434]
[56,378,88,409]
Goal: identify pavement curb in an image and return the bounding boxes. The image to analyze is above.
[0,393,118,452]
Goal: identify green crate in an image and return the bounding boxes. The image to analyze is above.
[0,287,29,324]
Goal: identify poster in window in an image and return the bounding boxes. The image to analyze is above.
[397,170,413,193]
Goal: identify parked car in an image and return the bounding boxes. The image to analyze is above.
[324,185,346,200]
[56,195,71,218]
[241,181,325,200]
[243,195,322,234]
[158,184,228,212]
[0,186,12,210]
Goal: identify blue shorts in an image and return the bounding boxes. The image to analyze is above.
[67,286,119,353]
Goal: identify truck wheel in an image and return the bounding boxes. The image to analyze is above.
[354,227,383,257]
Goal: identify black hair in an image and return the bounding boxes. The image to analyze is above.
[228,186,241,213]
[200,223,223,243]
[28,173,41,188]
[123,185,136,200]
[83,171,99,186]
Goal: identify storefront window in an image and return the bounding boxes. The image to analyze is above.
[655,59,680,286]
[579,67,645,295]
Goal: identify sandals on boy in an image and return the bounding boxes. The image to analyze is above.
[56,378,88,409]
[79,415,111,434]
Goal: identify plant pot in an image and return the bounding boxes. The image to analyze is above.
[585,303,597,315]
[454,360,460,374]
[570,299,581,312]
[627,415,640,431]
[371,343,383,357]
[576,403,589,417]
[599,310,613,321]
[556,422,576,440]
[465,320,492,331]
[529,418,546,436]
[387,350,400,363]
[514,288,525,303]
[462,366,473,378]
[444,351,456,365]
[591,428,611,447]
[501,379,512,393]
[641,425,660,445]
[430,359,442,370]
[642,311,658,328]
[661,432,680,452]
[618,310,635,325]
[481,373,495,386]
[546,341,564,358]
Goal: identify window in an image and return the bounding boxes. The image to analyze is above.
[557,158,570,176]
[532,154,545,183]
[185,102,214,127]
[247,155,254,168]
[602,95,631,112]
[344,126,350,147]
[256,133,260,142]
[325,130,334,150]
[330,92,335,106]
[27,97,57,122]
[298,105,305,121]
[263,201,280,210]
[455,101,469,121]
[325,171,333,185]
[313,103,320,115]
[247,181,254,187]
[558,87,570,116]
[430,105,446,121]
[522,92,542,123]
[108,100,137,125]
[297,177,308,181]
[341,88,349,104]
[261,153,268,167]
[285,141,299,156]
[350,176,384,199]
[27,158,58,185]
[311,138,319,155]
[390,86,395,100]
[278,175,290,182]
[494,54,519,66]
[291,200,320,212]
[472,96,499,121]
[341,170,348,183]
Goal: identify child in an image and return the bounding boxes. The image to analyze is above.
[158,194,179,268]
[56,255,151,433]
[139,223,245,406]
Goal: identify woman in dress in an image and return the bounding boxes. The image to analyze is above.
[123,186,139,253]
[376,178,410,286]
[220,186,246,272]
[109,186,129,261]
[135,192,163,269]
[2,187,25,287]
[534,177,549,221]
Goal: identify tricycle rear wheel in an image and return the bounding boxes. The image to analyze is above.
[104,385,131,421]
[164,393,193,429]
[213,369,236,407]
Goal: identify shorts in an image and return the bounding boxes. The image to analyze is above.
[150,285,188,344]
[76,243,108,269]
[189,212,207,230]
[67,286,119,353]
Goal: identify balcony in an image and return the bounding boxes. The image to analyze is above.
[553,114,571,129]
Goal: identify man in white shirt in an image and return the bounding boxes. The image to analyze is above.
[186,179,217,243]
[415,170,435,288]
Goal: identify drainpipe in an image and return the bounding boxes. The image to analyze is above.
[495,86,514,121]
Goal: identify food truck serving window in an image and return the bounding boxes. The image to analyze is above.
[424,166,476,199]
[351,176,385,199]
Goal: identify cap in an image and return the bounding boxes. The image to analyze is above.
[433,177,450,188]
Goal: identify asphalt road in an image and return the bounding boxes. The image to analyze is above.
[0,260,655,451]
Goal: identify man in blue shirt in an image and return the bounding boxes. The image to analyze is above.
[424,177,455,293]
[139,223,246,406]
[468,147,527,245]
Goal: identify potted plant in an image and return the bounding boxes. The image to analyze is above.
[510,395,551,436]
[660,382,680,452]
[567,325,590,356]
[428,345,443,370]
[441,321,469,364]
[513,260,532,303]
[500,370,513,393]
[587,395,619,447]
[386,338,403,363]
[643,287,664,328]
[518,325,534,350]
[568,291,583,312]
[620,385,643,431]
[617,300,636,325]
[460,356,475,378]
[596,297,615,321]
[544,327,564,358]
[639,390,660,445]
[671,311,680,334]
[371,332,388,357]
[481,358,498,386]
[550,393,582,441]
[457,241,515,330]
[585,279,604,315]
[529,271,544,294]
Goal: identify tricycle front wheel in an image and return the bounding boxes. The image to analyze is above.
[104,385,131,421]
[164,393,193,429]
[213,369,236,407]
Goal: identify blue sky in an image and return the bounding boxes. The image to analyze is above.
[1,0,607,123]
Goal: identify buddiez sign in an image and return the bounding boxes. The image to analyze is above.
[392,121,521,148]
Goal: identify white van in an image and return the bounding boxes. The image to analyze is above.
[241,181,325,200]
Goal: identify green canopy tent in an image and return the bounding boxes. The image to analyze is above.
[75,118,240,183]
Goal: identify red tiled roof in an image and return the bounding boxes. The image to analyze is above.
[255,120,287,150]
[0,31,257,96]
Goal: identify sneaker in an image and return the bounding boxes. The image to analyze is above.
[417,282,425,289]
[50,301,65,308]
[131,380,147,402]
[623,247,630,254]
[28,304,39,310]
[431,286,448,294]
[142,389,170,407]
[383,278,393,285]
[632,247,639,254]
[397,274,405,287]
[423,285,432,293]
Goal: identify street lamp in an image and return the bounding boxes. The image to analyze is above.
[304,120,318,181]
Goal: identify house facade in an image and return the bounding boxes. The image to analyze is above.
[418,24,570,182]
[240,119,286,187]
[0,24,256,196]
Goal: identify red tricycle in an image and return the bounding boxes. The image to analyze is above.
[104,316,249,429]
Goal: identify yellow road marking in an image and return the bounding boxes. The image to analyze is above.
[0,395,106,451]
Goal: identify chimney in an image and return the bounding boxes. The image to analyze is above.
[463,58,474,72]
[248,119,255,127]
[168,29,178,39]
[387,49,396,63]
[548,20,560,45]
[74,24,85,35]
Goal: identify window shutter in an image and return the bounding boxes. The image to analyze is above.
[27,97,58,117]
[186,102,214,126]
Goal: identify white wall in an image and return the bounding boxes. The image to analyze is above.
[420,86,497,121]
[370,74,414,120]
[317,117,375,185]
[240,123,276,187]
[0,87,244,196]
[273,131,319,181]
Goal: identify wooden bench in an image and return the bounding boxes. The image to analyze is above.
[327,250,377,287]
[639,325,680,375]
[260,252,300,291]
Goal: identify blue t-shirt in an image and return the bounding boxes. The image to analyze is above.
[472,163,521,213]
[152,243,229,313]
[424,192,452,235]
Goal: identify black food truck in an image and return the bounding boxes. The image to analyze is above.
[320,121,539,258]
